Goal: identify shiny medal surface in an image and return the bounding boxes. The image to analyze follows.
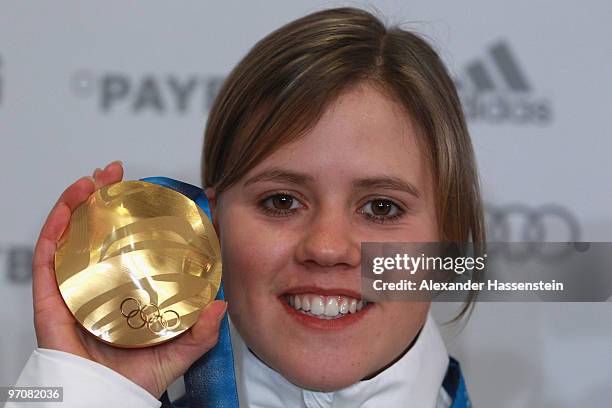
[54,180,222,348]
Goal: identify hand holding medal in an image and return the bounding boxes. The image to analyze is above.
[32,161,227,399]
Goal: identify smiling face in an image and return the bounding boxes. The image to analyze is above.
[206,81,439,391]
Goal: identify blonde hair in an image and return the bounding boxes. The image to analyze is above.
[202,7,485,323]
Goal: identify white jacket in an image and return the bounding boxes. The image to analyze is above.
[8,312,454,408]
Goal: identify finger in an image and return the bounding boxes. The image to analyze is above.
[32,201,72,304]
[32,175,97,305]
[93,161,124,189]
[164,300,227,365]
[54,175,96,212]
[33,162,122,307]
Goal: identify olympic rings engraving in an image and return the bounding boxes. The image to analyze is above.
[120,297,181,334]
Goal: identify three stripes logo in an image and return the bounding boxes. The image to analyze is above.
[456,41,553,125]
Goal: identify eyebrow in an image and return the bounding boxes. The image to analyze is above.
[243,168,315,187]
[353,176,421,199]
[243,167,421,199]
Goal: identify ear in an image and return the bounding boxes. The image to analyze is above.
[204,187,220,234]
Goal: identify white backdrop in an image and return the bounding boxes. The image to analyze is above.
[1,1,610,406]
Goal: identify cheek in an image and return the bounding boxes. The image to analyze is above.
[382,218,439,243]
[407,206,439,242]
[218,214,295,300]
[377,301,430,352]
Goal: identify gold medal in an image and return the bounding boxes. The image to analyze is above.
[54,180,222,348]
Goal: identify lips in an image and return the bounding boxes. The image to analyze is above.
[279,286,373,329]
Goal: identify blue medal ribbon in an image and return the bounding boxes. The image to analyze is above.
[443,356,472,408]
[140,177,239,408]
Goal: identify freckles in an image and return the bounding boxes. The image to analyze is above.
[222,231,292,287]
[256,227,299,267]
[220,222,260,263]
[267,240,294,264]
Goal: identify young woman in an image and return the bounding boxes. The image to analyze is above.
[14,7,484,407]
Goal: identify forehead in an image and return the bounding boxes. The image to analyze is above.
[243,82,430,192]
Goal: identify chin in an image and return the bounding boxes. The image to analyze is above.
[264,346,373,392]
[281,363,366,392]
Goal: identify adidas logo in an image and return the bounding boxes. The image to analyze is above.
[455,41,553,125]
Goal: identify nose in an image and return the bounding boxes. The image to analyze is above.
[295,207,361,269]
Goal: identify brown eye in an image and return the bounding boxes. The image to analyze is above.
[371,199,393,216]
[259,193,302,217]
[272,194,293,210]
[360,198,404,224]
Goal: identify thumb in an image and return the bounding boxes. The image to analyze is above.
[188,300,228,350]
[163,300,227,369]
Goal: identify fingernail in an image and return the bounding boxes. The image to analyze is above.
[214,301,228,322]
[104,160,123,170]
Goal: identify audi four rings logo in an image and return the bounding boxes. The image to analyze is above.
[485,203,581,260]
[120,297,181,334]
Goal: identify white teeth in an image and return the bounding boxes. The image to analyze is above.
[310,297,325,315]
[286,294,368,319]
[302,296,310,312]
[324,297,339,316]
[339,298,349,314]
[349,299,357,314]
